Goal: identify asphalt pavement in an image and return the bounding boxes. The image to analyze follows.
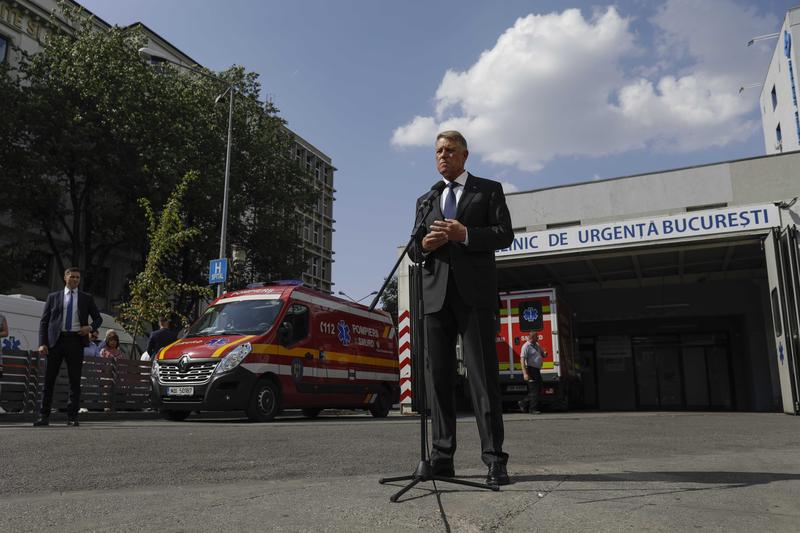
[1,410,799,532]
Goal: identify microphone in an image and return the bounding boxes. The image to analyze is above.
[420,181,447,211]
[430,180,447,194]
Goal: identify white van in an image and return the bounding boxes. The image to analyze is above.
[0,294,135,356]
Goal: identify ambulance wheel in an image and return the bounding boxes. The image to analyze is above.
[161,409,191,421]
[302,408,322,418]
[369,389,391,418]
[247,379,280,422]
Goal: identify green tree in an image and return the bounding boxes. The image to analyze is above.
[380,276,398,324]
[117,172,212,344]
[0,3,317,318]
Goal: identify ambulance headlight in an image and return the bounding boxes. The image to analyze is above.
[151,359,160,378]
[215,342,252,374]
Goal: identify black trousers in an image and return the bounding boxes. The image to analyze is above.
[425,275,507,467]
[40,333,84,418]
[520,366,541,412]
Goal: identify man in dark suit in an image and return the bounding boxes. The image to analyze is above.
[146,316,177,359]
[410,131,514,485]
[35,267,102,426]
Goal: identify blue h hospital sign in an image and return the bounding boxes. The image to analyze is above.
[497,204,780,259]
[208,258,228,284]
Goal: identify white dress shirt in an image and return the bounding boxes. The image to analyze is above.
[62,287,80,331]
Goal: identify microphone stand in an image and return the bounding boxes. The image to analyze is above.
[370,186,498,503]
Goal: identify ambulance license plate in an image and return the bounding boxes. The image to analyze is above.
[507,385,527,392]
[167,386,194,396]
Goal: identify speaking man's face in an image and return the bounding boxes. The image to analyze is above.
[435,138,468,181]
[64,271,81,290]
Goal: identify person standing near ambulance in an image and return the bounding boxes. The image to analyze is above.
[518,332,545,414]
[34,267,102,427]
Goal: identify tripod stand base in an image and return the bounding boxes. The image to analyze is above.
[379,460,499,502]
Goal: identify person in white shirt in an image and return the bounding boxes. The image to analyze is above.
[518,332,545,414]
[34,267,102,426]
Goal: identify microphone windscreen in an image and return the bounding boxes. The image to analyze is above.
[431,181,447,193]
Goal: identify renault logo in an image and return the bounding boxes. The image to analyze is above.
[178,355,190,373]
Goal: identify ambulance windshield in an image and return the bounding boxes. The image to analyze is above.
[186,299,284,337]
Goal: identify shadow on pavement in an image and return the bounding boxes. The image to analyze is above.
[506,471,800,503]
[513,471,800,486]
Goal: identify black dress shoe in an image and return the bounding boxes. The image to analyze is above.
[33,418,49,427]
[67,418,80,427]
[486,462,510,486]
[430,460,455,477]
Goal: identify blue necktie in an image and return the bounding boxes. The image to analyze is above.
[443,182,458,219]
[65,290,73,331]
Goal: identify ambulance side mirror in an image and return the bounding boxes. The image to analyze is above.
[278,322,294,346]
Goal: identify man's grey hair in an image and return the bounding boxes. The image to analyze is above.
[436,130,468,151]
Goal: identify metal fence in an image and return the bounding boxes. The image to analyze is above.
[0,350,152,413]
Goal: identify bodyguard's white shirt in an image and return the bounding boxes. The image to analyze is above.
[440,170,469,244]
[62,287,80,331]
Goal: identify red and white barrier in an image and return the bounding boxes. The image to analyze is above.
[397,308,413,414]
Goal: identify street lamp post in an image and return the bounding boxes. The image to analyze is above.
[338,290,378,303]
[138,47,234,298]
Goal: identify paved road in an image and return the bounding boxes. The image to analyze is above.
[1,410,799,532]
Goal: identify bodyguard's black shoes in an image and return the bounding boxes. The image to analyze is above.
[67,418,79,427]
[33,417,49,427]
[430,460,455,477]
[486,462,510,486]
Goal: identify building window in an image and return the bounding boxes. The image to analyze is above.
[776,123,783,151]
[771,85,778,110]
[313,224,320,244]
[0,35,8,63]
[312,257,319,278]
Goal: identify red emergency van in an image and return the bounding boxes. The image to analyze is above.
[495,288,578,410]
[151,281,398,421]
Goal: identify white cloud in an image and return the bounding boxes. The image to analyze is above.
[391,116,439,148]
[391,1,778,172]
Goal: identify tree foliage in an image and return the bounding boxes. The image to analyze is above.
[117,172,211,342]
[0,3,317,319]
[380,276,398,323]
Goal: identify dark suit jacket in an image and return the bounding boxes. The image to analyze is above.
[410,173,514,313]
[39,289,103,348]
[146,327,178,357]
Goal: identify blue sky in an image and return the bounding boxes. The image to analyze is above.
[80,0,796,303]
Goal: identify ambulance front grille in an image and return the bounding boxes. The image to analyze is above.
[158,361,218,385]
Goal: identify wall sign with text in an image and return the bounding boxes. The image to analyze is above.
[497,204,780,259]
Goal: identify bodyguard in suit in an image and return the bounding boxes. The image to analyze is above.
[34,267,102,426]
[409,131,514,485]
